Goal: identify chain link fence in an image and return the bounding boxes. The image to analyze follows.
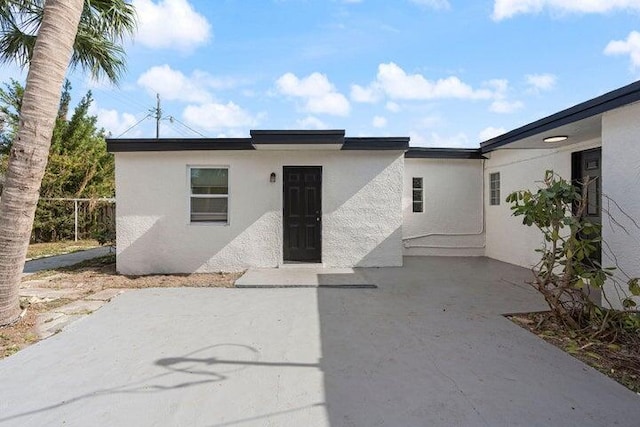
[33,198,115,243]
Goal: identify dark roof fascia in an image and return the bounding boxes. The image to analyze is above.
[250,129,345,145]
[342,137,410,150]
[106,138,254,152]
[480,80,640,153]
[405,147,485,159]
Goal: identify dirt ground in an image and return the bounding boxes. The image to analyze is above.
[1,255,242,359]
[509,312,640,394]
[23,255,241,292]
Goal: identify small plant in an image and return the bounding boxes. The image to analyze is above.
[507,170,639,340]
[91,214,115,248]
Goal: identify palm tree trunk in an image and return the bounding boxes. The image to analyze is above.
[0,0,84,326]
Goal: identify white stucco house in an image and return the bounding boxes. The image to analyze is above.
[107,80,640,306]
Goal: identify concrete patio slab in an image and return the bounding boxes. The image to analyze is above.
[1,257,638,427]
[84,288,130,302]
[236,266,376,288]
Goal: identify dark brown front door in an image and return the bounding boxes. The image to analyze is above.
[283,166,322,263]
[572,148,602,262]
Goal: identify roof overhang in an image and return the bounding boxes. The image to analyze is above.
[405,147,485,159]
[107,130,410,152]
[251,130,344,150]
[106,138,254,152]
[480,80,640,153]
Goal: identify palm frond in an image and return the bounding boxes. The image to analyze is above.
[0,0,136,83]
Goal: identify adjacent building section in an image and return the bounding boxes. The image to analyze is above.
[402,148,485,257]
[109,131,408,274]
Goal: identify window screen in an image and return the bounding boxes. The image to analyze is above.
[490,172,500,206]
[190,168,229,222]
[412,177,423,213]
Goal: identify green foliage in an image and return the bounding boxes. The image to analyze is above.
[507,170,639,339]
[0,79,114,242]
[0,78,22,154]
[0,0,136,83]
[92,210,115,247]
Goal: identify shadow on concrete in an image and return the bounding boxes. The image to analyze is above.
[315,257,640,426]
[0,343,320,425]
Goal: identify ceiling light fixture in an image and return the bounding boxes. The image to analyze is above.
[543,135,568,143]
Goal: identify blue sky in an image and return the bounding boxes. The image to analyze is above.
[4,0,640,146]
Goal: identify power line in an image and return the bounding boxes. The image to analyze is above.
[115,113,152,138]
[166,116,208,138]
[165,120,191,138]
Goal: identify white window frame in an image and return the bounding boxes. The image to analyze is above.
[412,177,424,213]
[188,165,230,225]
[490,172,500,206]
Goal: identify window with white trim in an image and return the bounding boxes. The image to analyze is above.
[412,177,423,213]
[490,172,500,206]
[190,167,228,223]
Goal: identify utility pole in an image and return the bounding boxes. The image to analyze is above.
[155,93,161,139]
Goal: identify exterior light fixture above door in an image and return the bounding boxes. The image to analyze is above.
[543,135,568,143]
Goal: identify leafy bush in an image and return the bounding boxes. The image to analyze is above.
[1,80,115,243]
[507,170,639,339]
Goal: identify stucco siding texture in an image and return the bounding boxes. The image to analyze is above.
[484,140,601,269]
[602,102,640,308]
[402,159,485,256]
[115,150,404,274]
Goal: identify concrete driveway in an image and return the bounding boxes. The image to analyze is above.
[1,257,638,426]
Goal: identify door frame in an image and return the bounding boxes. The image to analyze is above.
[571,147,603,269]
[282,166,323,264]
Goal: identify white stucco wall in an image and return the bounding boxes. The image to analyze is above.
[602,102,640,308]
[484,139,601,268]
[402,158,485,256]
[115,150,404,274]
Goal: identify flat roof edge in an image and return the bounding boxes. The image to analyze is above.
[480,80,640,153]
[107,139,254,152]
[107,133,411,152]
[405,147,485,159]
[342,137,410,150]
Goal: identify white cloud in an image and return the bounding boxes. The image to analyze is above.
[410,131,473,148]
[409,0,451,9]
[492,0,640,21]
[350,84,381,103]
[90,105,141,138]
[276,72,351,116]
[137,65,244,104]
[386,101,401,112]
[137,65,212,103]
[355,63,497,102]
[183,102,257,131]
[133,0,211,51]
[605,31,640,69]
[353,63,522,114]
[372,116,387,128]
[375,62,495,100]
[484,78,523,113]
[479,126,507,141]
[297,116,328,129]
[526,73,557,92]
[490,99,524,113]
